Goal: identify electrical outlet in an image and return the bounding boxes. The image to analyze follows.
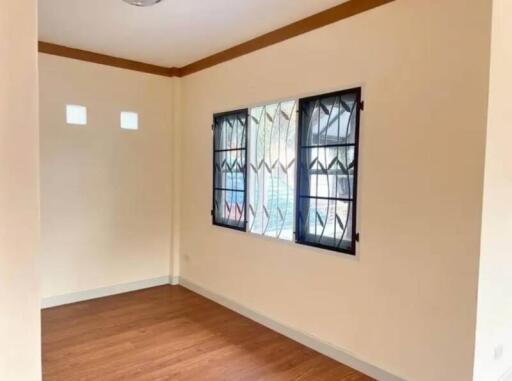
[495,344,504,360]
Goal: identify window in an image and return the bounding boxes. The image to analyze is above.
[120,111,139,130]
[212,109,248,231]
[295,88,361,254]
[212,88,362,255]
[247,100,297,240]
[66,104,87,125]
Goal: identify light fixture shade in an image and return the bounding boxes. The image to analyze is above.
[122,0,162,6]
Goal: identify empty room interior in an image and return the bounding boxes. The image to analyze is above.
[1,0,511,380]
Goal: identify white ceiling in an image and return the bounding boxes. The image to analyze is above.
[38,0,348,67]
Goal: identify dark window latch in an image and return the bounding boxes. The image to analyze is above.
[355,233,360,242]
[359,101,365,111]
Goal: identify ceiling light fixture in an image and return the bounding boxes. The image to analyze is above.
[122,0,163,7]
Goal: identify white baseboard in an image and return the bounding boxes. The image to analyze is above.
[170,275,180,285]
[179,277,405,381]
[41,276,172,309]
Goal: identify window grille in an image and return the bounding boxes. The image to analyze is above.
[212,109,248,231]
[295,88,361,254]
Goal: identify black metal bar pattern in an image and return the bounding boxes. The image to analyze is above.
[247,100,297,240]
[295,88,361,255]
[214,147,246,153]
[299,195,352,202]
[212,109,248,231]
[300,143,355,149]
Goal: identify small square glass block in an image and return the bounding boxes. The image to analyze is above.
[66,105,87,125]
[120,111,138,130]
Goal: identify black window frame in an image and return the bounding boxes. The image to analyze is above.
[294,87,362,255]
[211,108,249,232]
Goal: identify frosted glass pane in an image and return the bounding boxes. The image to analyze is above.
[66,105,87,125]
[247,100,297,241]
[120,111,138,130]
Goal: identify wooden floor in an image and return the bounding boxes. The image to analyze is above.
[43,285,374,381]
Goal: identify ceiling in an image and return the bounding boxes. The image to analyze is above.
[38,0,348,67]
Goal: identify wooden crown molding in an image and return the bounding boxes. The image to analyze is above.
[38,42,180,77]
[179,0,394,76]
[38,0,394,78]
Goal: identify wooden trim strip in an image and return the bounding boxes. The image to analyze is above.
[38,0,395,78]
[178,0,395,76]
[38,42,179,77]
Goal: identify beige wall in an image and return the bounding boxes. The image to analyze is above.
[0,1,41,380]
[170,79,182,280]
[36,1,506,379]
[178,1,492,380]
[475,0,512,380]
[39,54,174,299]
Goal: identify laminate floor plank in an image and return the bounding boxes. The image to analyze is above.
[42,285,375,381]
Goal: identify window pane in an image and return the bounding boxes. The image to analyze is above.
[214,113,246,151]
[296,89,361,255]
[298,145,355,200]
[214,150,245,191]
[120,111,138,130]
[300,93,358,147]
[297,198,354,252]
[66,104,87,125]
[212,109,248,231]
[248,100,297,241]
[214,190,245,229]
